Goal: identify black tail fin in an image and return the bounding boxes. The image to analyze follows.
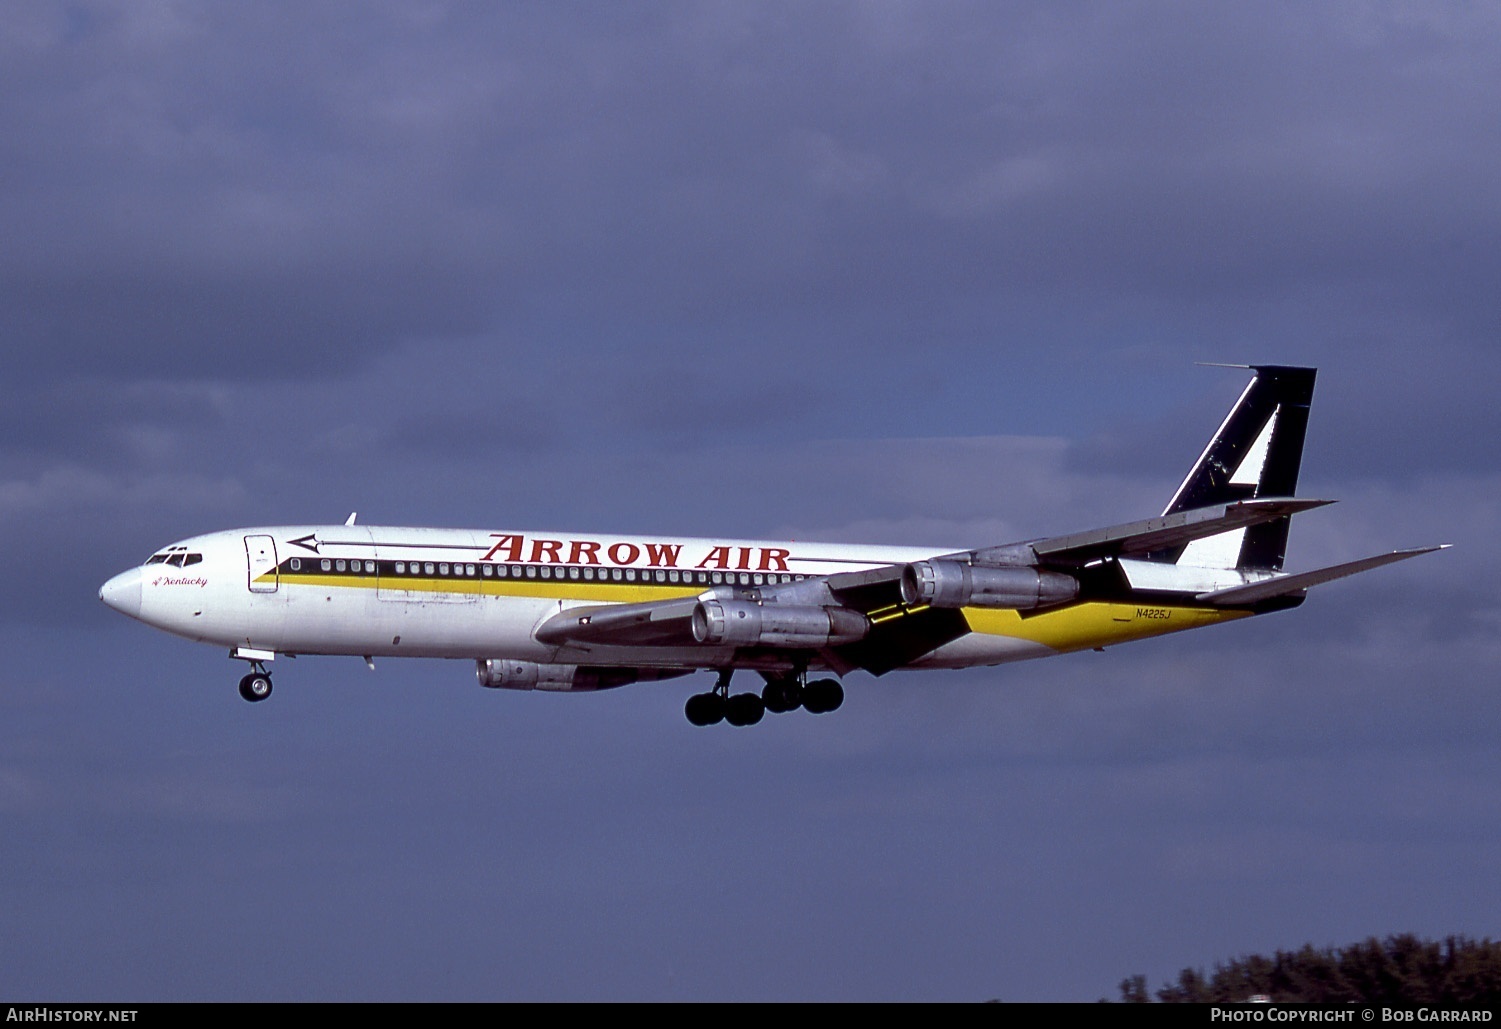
[1159,365,1316,571]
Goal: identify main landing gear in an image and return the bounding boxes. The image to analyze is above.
[237,662,273,703]
[684,670,844,727]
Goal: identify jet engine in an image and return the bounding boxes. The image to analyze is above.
[901,560,1079,610]
[476,659,686,692]
[691,599,869,648]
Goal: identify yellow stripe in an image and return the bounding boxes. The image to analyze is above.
[963,602,1249,652]
[269,572,699,603]
[868,602,912,624]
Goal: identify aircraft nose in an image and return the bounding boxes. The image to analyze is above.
[99,566,143,619]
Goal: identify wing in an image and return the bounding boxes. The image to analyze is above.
[534,597,702,647]
[532,500,1327,663]
[530,498,1444,675]
[966,497,1334,567]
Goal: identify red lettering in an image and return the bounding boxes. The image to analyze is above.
[644,542,682,567]
[696,546,732,569]
[735,546,752,570]
[483,534,524,562]
[607,542,640,565]
[529,539,563,563]
[757,547,790,572]
[568,540,602,565]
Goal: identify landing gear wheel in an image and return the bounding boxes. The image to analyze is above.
[238,672,273,703]
[724,692,766,726]
[761,677,803,714]
[802,678,843,714]
[685,692,725,726]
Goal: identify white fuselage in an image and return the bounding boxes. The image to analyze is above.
[102,519,1267,693]
[101,524,1062,672]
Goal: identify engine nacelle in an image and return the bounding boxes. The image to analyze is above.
[476,659,637,692]
[901,560,1079,610]
[691,599,869,648]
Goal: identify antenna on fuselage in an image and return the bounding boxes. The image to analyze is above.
[345,512,358,526]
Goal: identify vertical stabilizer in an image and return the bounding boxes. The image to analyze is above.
[1159,365,1316,570]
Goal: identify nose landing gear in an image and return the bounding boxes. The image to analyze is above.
[236,662,273,703]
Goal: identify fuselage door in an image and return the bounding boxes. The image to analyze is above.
[245,535,279,593]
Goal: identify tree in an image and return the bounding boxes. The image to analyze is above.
[1119,934,1501,1003]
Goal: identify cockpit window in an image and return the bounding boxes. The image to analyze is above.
[147,546,202,567]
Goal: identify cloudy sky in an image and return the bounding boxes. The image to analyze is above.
[3,1,1496,1002]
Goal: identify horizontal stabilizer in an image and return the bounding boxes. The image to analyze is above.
[1195,546,1449,605]
[975,497,1334,567]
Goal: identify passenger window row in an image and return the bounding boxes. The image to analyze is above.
[282,556,803,588]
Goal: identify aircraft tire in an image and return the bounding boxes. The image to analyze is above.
[803,678,843,714]
[761,678,802,713]
[238,672,273,703]
[685,692,724,726]
[724,693,765,727]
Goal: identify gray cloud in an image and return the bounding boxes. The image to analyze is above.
[7,3,1500,388]
[3,0,1496,1002]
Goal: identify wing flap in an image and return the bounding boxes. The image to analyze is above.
[830,606,971,676]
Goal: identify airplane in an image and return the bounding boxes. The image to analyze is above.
[98,365,1444,726]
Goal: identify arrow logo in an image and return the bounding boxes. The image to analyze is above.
[289,533,321,554]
